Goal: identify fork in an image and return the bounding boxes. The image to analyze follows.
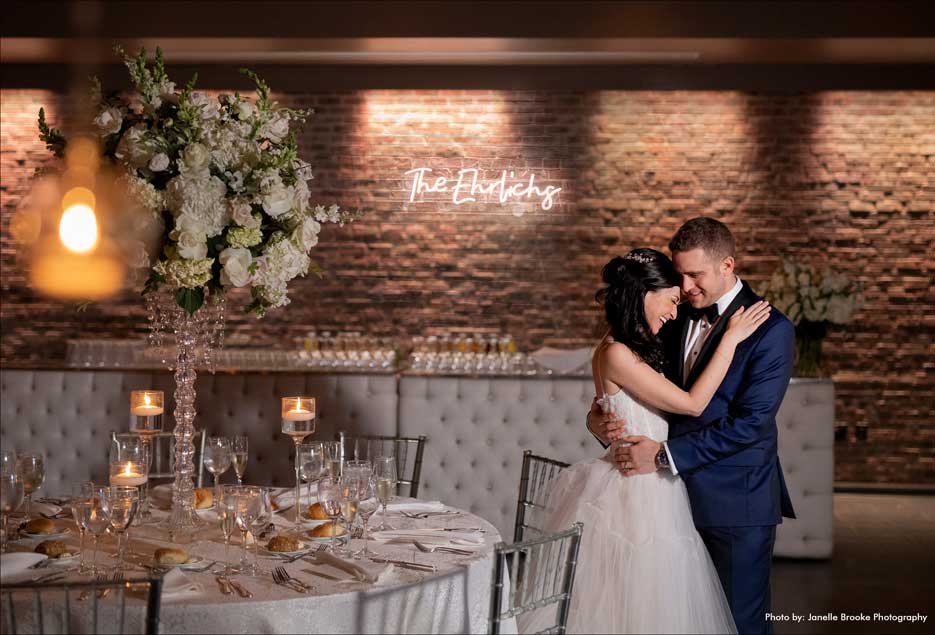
[273,566,312,593]
[413,540,475,556]
[79,573,109,601]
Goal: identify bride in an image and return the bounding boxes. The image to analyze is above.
[518,248,770,635]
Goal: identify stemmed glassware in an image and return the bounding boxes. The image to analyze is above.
[373,456,398,531]
[74,491,109,574]
[337,476,360,556]
[218,486,240,576]
[353,476,378,559]
[281,397,316,525]
[69,481,94,573]
[248,487,272,577]
[110,435,148,525]
[1,450,16,475]
[298,443,324,517]
[15,452,44,518]
[323,441,343,480]
[129,390,163,521]
[204,436,233,509]
[232,436,249,485]
[1,471,24,553]
[318,477,342,553]
[233,486,261,575]
[100,485,140,572]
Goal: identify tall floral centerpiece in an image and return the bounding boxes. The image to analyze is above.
[762,260,863,377]
[37,47,353,534]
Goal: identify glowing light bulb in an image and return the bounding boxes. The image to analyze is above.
[59,202,99,253]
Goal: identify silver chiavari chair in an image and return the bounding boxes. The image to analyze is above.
[488,523,584,635]
[112,430,207,488]
[1,576,162,635]
[337,432,427,497]
[514,450,570,543]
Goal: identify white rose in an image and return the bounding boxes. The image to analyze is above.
[181,142,211,173]
[259,113,290,143]
[229,199,259,228]
[148,152,170,172]
[262,184,295,218]
[115,125,154,168]
[219,247,253,287]
[93,107,123,136]
[295,217,321,251]
[177,231,208,260]
[237,100,254,120]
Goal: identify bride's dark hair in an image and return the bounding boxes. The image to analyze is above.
[595,248,681,372]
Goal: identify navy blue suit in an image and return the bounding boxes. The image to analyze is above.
[662,281,796,634]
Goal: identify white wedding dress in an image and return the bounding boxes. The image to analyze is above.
[517,385,737,634]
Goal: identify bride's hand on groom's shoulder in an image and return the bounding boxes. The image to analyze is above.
[616,436,661,477]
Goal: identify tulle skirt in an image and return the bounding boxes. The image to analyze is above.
[517,455,736,635]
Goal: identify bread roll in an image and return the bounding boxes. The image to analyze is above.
[35,540,71,558]
[154,547,189,565]
[266,535,301,553]
[23,518,54,534]
[309,522,346,538]
[193,488,213,510]
[303,502,328,520]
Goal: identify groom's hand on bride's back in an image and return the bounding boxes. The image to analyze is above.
[587,397,626,445]
[616,436,661,476]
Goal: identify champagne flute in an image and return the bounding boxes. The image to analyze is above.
[373,456,397,531]
[1,471,24,553]
[232,436,249,485]
[203,437,233,509]
[318,477,342,553]
[15,452,44,518]
[337,476,359,556]
[354,477,379,560]
[281,397,316,525]
[248,487,272,576]
[323,441,343,480]
[75,493,109,575]
[100,485,139,572]
[218,486,240,576]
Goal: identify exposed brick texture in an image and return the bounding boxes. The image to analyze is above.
[1,89,933,484]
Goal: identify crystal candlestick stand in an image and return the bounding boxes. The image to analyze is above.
[147,291,225,541]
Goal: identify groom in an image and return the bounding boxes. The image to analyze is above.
[587,217,796,635]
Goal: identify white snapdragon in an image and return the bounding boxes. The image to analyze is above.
[219,247,253,287]
[313,203,342,224]
[236,100,254,120]
[94,107,123,136]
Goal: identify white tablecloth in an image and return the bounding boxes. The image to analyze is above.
[2,500,516,635]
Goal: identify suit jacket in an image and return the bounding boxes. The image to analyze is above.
[662,281,797,527]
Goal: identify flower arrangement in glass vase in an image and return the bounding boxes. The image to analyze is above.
[761,259,863,377]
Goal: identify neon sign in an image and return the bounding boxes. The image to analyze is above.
[404,168,562,211]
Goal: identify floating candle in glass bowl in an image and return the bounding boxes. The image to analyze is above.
[281,396,316,524]
[282,397,315,421]
[130,390,164,417]
[110,461,148,486]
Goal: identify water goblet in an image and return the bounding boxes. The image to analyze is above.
[69,481,94,572]
[1,471,24,553]
[281,397,316,525]
[1,450,16,475]
[354,477,379,559]
[298,443,324,517]
[15,452,44,518]
[233,486,260,575]
[203,436,233,509]
[248,487,272,576]
[318,477,343,553]
[100,485,139,572]
[336,476,360,556]
[232,436,249,485]
[75,492,109,575]
[373,456,397,531]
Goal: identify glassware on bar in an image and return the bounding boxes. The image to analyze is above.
[281,396,316,525]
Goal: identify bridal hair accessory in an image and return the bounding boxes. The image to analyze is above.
[624,252,652,265]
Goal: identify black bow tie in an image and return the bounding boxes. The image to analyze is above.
[686,304,720,323]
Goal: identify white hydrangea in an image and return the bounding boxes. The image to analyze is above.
[118,173,166,214]
[165,172,228,237]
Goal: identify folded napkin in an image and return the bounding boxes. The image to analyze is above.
[150,484,173,507]
[308,550,391,583]
[0,553,47,582]
[370,529,484,549]
[161,569,202,598]
[385,500,447,514]
[271,485,318,511]
[32,502,63,517]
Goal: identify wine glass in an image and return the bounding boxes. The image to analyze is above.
[248,487,272,577]
[281,397,316,525]
[203,436,233,509]
[1,450,16,475]
[69,481,94,573]
[100,485,139,572]
[298,443,323,518]
[323,441,343,480]
[217,486,240,576]
[15,452,44,518]
[232,436,249,485]
[233,486,260,575]
[318,477,342,553]
[1,471,24,553]
[336,476,360,556]
[74,492,109,574]
[373,456,397,531]
[354,477,379,559]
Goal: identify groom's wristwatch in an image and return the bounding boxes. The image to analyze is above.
[654,448,670,471]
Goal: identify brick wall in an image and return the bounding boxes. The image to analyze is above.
[1,89,933,483]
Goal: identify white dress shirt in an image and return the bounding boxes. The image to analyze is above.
[663,277,743,476]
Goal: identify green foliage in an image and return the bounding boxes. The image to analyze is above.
[176,287,204,314]
[37,108,67,158]
[239,68,271,111]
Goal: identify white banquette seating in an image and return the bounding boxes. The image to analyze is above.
[0,369,833,558]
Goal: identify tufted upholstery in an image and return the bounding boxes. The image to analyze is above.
[399,375,834,560]
[0,370,833,558]
[0,370,397,493]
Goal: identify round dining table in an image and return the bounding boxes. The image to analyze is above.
[2,498,517,635]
